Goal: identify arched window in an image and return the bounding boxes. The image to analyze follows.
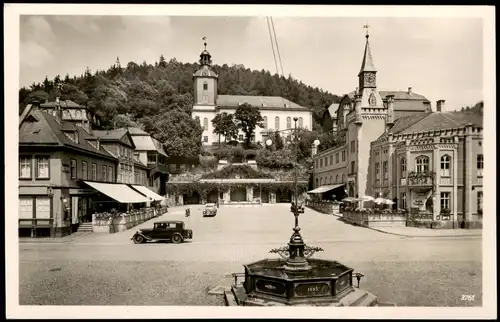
[262,116,267,129]
[329,176,333,184]
[416,156,430,173]
[298,117,303,128]
[320,177,323,186]
[275,116,280,130]
[203,117,208,131]
[336,174,339,183]
[401,158,407,177]
[315,178,319,188]
[75,110,82,118]
[63,110,70,118]
[342,174,346,183]
[203,81,208,91]
[286,117,292,129]
[440,155,451,177]
[369,93,377,107]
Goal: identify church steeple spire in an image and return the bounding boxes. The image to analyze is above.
[358,25,377,90]
[359,25,376,75]
[199,36,212,66]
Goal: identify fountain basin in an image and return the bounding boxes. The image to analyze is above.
[226,258,378,306]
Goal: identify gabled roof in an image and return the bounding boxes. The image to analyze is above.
[359,36,376,74]
[40,99,85,109]
[91,129,128,140]
[398,111,483,134]
[216,95,308,110]
[376,110,483,141]
[19,108,116,159]
[127,127,149,135]
[151,137,168,157]
[327,103,339,119]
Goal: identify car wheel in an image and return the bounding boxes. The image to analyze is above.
[133,235,145,244]
[171,233,183,244]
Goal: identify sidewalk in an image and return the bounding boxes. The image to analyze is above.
[367,226,482,238]
[330,213,482,238]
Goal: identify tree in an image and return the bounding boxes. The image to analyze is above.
[234,103,264,148]
[111,114,143,129]
[211,112,238,144]
[159,55,167,68]
[25,90,49,104]
[143,109,203,157]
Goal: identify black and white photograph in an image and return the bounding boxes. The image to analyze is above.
[5,4,496,319]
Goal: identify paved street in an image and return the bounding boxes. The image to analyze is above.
[19,204,482,306]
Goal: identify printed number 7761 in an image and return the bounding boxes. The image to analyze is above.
[461,294,475,301]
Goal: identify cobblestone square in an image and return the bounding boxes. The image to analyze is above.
[19,205,482,306]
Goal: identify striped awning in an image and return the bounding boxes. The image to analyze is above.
[130,185,165,201]
[83,181,150,203]
[307,184,345,194]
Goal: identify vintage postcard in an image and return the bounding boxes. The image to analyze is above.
[5,4,496,319]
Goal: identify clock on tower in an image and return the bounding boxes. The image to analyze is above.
[362,72,376,88]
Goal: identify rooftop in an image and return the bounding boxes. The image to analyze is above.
[40,99,85,109]
[216,95,308,110]
[19,108,115,159]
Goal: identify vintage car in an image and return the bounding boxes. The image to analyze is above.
[131,220,193,244]
[202,203,217,217]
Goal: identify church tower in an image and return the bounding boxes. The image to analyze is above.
[193,39,218,107]
[347,27,388,199]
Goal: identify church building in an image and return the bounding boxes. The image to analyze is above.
[191,42,313,146]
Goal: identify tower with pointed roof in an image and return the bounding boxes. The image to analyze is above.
[346,29,389,198]
[357,30,384,109]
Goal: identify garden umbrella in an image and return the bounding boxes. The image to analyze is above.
[359,195,374,208]
[374,197,394,205]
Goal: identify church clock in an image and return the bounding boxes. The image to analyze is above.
[364,72,376,87]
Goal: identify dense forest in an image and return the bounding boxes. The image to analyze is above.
[19,56,342,159]
[19,56,341,129]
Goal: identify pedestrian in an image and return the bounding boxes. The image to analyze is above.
[185,208,190,217]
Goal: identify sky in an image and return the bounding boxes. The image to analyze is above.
[19,14,484,111]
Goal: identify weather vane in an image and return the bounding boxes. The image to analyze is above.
[202,36,207,49]
[363,23,370,38]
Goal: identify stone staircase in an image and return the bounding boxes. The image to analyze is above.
[77,222,94,233]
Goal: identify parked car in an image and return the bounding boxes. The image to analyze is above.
[131,220,193,244]
[203,203,217,217]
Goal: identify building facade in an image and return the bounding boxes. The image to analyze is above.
[127,127,169,196]
[312,32,484,229]
[19,102,168,238]
[369,110,483,228]
[191,45,313,146]
[19,104,118,237]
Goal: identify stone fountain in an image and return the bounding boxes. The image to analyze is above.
[224,203,382,307]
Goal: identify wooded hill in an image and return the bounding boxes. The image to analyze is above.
[19,56,341,158]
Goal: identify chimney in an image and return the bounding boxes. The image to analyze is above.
[436,100,445,112]
[408,87,412,95]
[423,100,432,113]
[55,97,63,125]
[386,95,395,126]
[354,94,362,124]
